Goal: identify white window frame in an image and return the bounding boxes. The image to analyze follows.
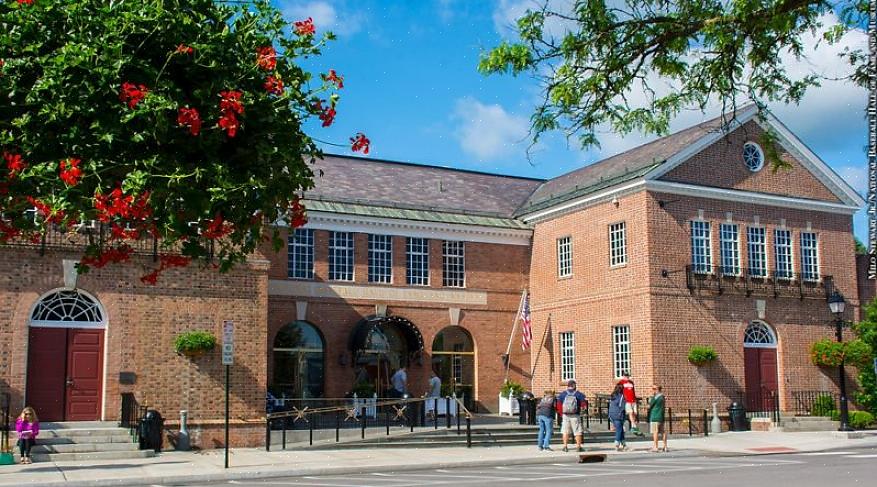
[328,231,354,281]
[406,237,430,286]
[288,228,314,279]
[367,234,393,284]
[608,221,627,267]
[719,223,740,276]
[442,240,465,288]
[800,232,820,282]
[560,331,575,382]
[747,226,767,277]
[557,236,572,278]
[774,229,793,280]
[612,325,631,379]
[690,220,712,274]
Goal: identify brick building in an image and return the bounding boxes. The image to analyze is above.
[0,105,866,448]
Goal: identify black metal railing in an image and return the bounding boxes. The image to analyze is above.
[119,393,147,444]
[3,223,181,260]
[265,395,473,450]
[744,389,781,424]
[791,390,838,417]
[589,395,709,436]
[1,393,10,454]
[686,265,833,300]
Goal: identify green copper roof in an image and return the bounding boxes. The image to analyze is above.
[304,199,532,230]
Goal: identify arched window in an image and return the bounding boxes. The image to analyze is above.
[431,327,475,406]
[744,321,777,348]
[30,289,106,328]
[272,321,324,398]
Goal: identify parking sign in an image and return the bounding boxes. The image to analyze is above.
[222,320,234,365]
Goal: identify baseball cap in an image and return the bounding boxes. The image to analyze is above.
[567,379,576,387]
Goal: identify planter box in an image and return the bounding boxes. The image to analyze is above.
[498,394,519,416]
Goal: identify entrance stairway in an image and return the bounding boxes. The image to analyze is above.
[27,422,155,462]
[775,415,840,432]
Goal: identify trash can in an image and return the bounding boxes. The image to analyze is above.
[728,402,748,432]
[139,410,165,452]
[518,393,534,425]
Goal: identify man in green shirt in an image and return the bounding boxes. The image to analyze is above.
[647,385,667,452]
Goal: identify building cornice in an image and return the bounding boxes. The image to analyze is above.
[268,280,489,306]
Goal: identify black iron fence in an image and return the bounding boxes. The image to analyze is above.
[1,393,10,454]
[743,390,781,424]
[686,265,833,300]
[265,395,473,450]
[791,391,838,417]
[119,393,147,445]
[588,395,709,437]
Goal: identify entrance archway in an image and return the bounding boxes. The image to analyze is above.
[349,316,423,397]
[743,320,779,413]
[26,289,107,422]
[431,326,475,409]
[272,321,325,399]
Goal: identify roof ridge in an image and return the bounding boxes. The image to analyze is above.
[320,153,547,182]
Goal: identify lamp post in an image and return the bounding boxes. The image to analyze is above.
[827,291,853,432]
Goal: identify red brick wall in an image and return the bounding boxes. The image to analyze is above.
[660,121,841,203]
[0,247,268,448]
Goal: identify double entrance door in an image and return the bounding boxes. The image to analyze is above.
[743,347,779,412]
[26,328,104,422]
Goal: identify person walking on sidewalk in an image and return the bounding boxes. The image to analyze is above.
[618,372,643,436]
[535,390,556,451]
[608,383,627,451]
[647,384,668,452]
[556,380,587,452]
[15,407,39,464]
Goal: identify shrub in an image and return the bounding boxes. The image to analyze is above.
[850,411,875,429]
[688,345,718,365]
[173,330,216,356]
[810,339,873,368]
[500,379,524,397]
[810,394,836,416]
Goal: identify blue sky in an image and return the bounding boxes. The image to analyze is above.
[274,0,870,242]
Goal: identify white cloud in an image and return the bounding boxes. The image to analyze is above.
[839,165,868,195]
[493,0,576,38]
[281,1,365,37]
[453,97,529,161]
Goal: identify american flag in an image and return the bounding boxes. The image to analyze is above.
[521,291,532,350]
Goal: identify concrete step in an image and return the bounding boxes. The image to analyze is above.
[38,434,136,445]
[782,416,834,422]
[41,428,131,439]
[778,421,839,432]
[32,442,141,454]
[41,421,119,430]
[28,449,156,462]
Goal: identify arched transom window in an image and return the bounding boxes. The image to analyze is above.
[30,289,106,328]
[744,321,777,348]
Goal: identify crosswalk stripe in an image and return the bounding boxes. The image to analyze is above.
[800,451,857,456]
[845,454,877,458]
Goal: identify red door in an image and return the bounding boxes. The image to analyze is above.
[26,328,67,422]
[65,329,104,421]
[744,347,778,411]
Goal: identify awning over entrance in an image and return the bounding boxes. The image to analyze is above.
[348,315,424,354]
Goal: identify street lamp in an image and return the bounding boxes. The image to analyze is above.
[827,291,853,431]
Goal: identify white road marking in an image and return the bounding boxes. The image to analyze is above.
[846,454,877,458]
[800,451,857,456]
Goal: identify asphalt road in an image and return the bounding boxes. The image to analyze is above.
[166,447,877,487]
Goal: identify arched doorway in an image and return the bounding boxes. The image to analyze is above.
[272,321,325,399]
[26,289,107,422]
[349,316,423,397]
[432,326,475,409]
[743,320,779,413]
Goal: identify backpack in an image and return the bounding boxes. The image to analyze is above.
[562,393,580,415]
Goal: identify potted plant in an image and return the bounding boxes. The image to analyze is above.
[498,379,524,415]
[688,345,718,366]
[174,330,217,358]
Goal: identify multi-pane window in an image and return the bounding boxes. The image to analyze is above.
[612,325,631,379]
[328,231,354,281]
[452,344,464,384]
[287,229,314,279]
[747,227,767,277]
[690,221,712,273]
[442,241,465,287]
[774,229,793,280]
[406,237,429,286]
[368,234,393,283]
[800,232,819,282]
[719,223,740,275]
[557,236,572,278]
[609,222,627,267]
[560,332,575,382]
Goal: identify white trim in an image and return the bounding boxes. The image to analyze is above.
[296,211,532,246]
[744,320,778,349]
[519,179,646,223]
[646,105,758,180]
[28,288,108,329]
[645,180,860,215]
[268,280,488,305]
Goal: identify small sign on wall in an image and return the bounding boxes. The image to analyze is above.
[222,320,234,366]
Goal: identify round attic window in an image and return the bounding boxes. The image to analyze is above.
[743,142,764,172]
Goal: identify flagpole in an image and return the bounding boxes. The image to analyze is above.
[503,289,526,380]
[530,313,551,379]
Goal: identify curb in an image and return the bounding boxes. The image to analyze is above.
[7,449,706,487]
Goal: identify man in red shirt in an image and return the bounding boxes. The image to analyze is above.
[618,372,643,436]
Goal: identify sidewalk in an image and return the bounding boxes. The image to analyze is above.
[1,431,876,487]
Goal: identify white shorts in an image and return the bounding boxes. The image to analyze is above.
[625,402,637,414]
[562,415,583,436]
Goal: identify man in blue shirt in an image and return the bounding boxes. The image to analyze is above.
[556,380,588,452]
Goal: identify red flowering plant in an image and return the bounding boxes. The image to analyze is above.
[0,0,367,282]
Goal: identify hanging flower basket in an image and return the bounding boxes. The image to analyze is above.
[174,331,216,359]
[688,345,718,366]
